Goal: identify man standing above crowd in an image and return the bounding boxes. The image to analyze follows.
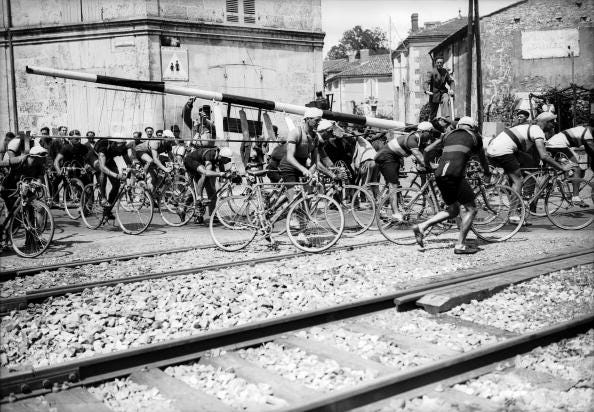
[424,56,454,120]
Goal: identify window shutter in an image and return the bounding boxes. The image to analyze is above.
[243,0,255,24]
[226,0,239,22]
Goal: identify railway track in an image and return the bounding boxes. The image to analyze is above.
[2,249,591,410]
[0,239,390,315]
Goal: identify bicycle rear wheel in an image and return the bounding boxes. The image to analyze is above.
[63,178,85,220]
[10,200,54,257]
[115,185,154,234]
[286,194,344,252]
[546,178,594,230]
[472,184,525,242]
[336,185,376,236]
[159,180,195,227]
[376,188,432,245]
[80,184,104,229]
[210,195,258,251]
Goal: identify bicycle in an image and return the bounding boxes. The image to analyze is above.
[0,179,55,257]
[521,168,593,230]
[152,163,195,227]
[60,163,88,220]
[209,175,344,253]
[317,172,376,237]
[80,164,154,234]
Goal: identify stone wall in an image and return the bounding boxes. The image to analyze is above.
[0,0,324,135]
[437,0,594,119]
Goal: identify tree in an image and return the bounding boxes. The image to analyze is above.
[327,26,389,60]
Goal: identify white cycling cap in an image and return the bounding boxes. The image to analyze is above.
[317,119,334,132]
[219,147,233,159]
[303,107,323,119]
[417,121,434,131]
[29,145,48,157]
[457,116,477,127]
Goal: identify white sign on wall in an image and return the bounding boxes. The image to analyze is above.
[521,29,580,59]
[161,47,189,81]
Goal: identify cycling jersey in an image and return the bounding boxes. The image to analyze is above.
[135,139,172,156]
[547,126,593,148]
[3,138,25,159]
[58,142,89,165]
[436,129,482,178]
[386,133,418,157]
[487,124,545,156]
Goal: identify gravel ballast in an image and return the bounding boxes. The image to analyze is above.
[1,234,591,370]
[448,264,594,333]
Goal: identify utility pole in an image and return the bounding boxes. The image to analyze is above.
[465,0,474,116]
[474,0,483,130]
[5,0,19,133]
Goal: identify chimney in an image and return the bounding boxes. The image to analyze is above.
[359,49,370,62]
[411,13,419,32]
[347,50,357,63]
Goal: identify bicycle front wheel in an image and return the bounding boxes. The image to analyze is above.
[522,172,547,216]
[115,185,154,234]
[472,184,525,242]
[10,200,55,258]
[376,188,431,245]
[80,184,104,229]
[286,194,344,253]
[546,178,594,230]
[159,181,195,227]
[210,195,258,251]
[63,178,85,220]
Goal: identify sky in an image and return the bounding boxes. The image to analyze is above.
[321,0,520,57]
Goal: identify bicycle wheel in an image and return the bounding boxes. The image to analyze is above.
[472,184,525,242]
[210,195,258,251]
[10,200,54,257]
[522,172,548,217]
[336,185,376,236]
[376,187,433,245]
[63,178,85,220]
[158,180,195,227]
[546,178,594,230]
[80,184,104,229]
[286,194,344,252]
[363,182,387,231]
[115,185,154,234]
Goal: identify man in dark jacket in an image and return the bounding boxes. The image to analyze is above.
[424,57,454,120]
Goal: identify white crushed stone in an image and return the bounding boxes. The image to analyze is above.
[448,264,594,333]
[238,342,377,392]
[87,378,174,412]
[164,362,288,409]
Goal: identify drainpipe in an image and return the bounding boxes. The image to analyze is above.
[5,0,19,132]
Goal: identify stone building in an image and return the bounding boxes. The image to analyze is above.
[323,50,392,117]
[430,0,594,124]
[0,0,324,137]
[392,13,467,124]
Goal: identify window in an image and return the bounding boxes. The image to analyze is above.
[243,0,255,24]
[226,0,239,22]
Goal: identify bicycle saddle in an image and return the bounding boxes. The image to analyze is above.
[247,169,268,177]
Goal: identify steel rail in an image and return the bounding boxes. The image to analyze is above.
[0,243,218,280]
[283,313,594,412]
[1,249,590,399]
[0,240,390,314]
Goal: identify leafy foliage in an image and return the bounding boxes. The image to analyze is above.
[327,26,389,60]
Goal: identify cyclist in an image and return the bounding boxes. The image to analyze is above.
[266,139,285,184]
[279,108,338,190]
[134,130,174,191]
[317,120,354,182]
[412,116,491,254]
[546,121,594,205]
[486,112,570,217]
[1,145,48,212]
[93,137,136,218]
[374,121,436,220]
[183,146,234,223]
[54,129,92,186]
[2,132,24,160]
